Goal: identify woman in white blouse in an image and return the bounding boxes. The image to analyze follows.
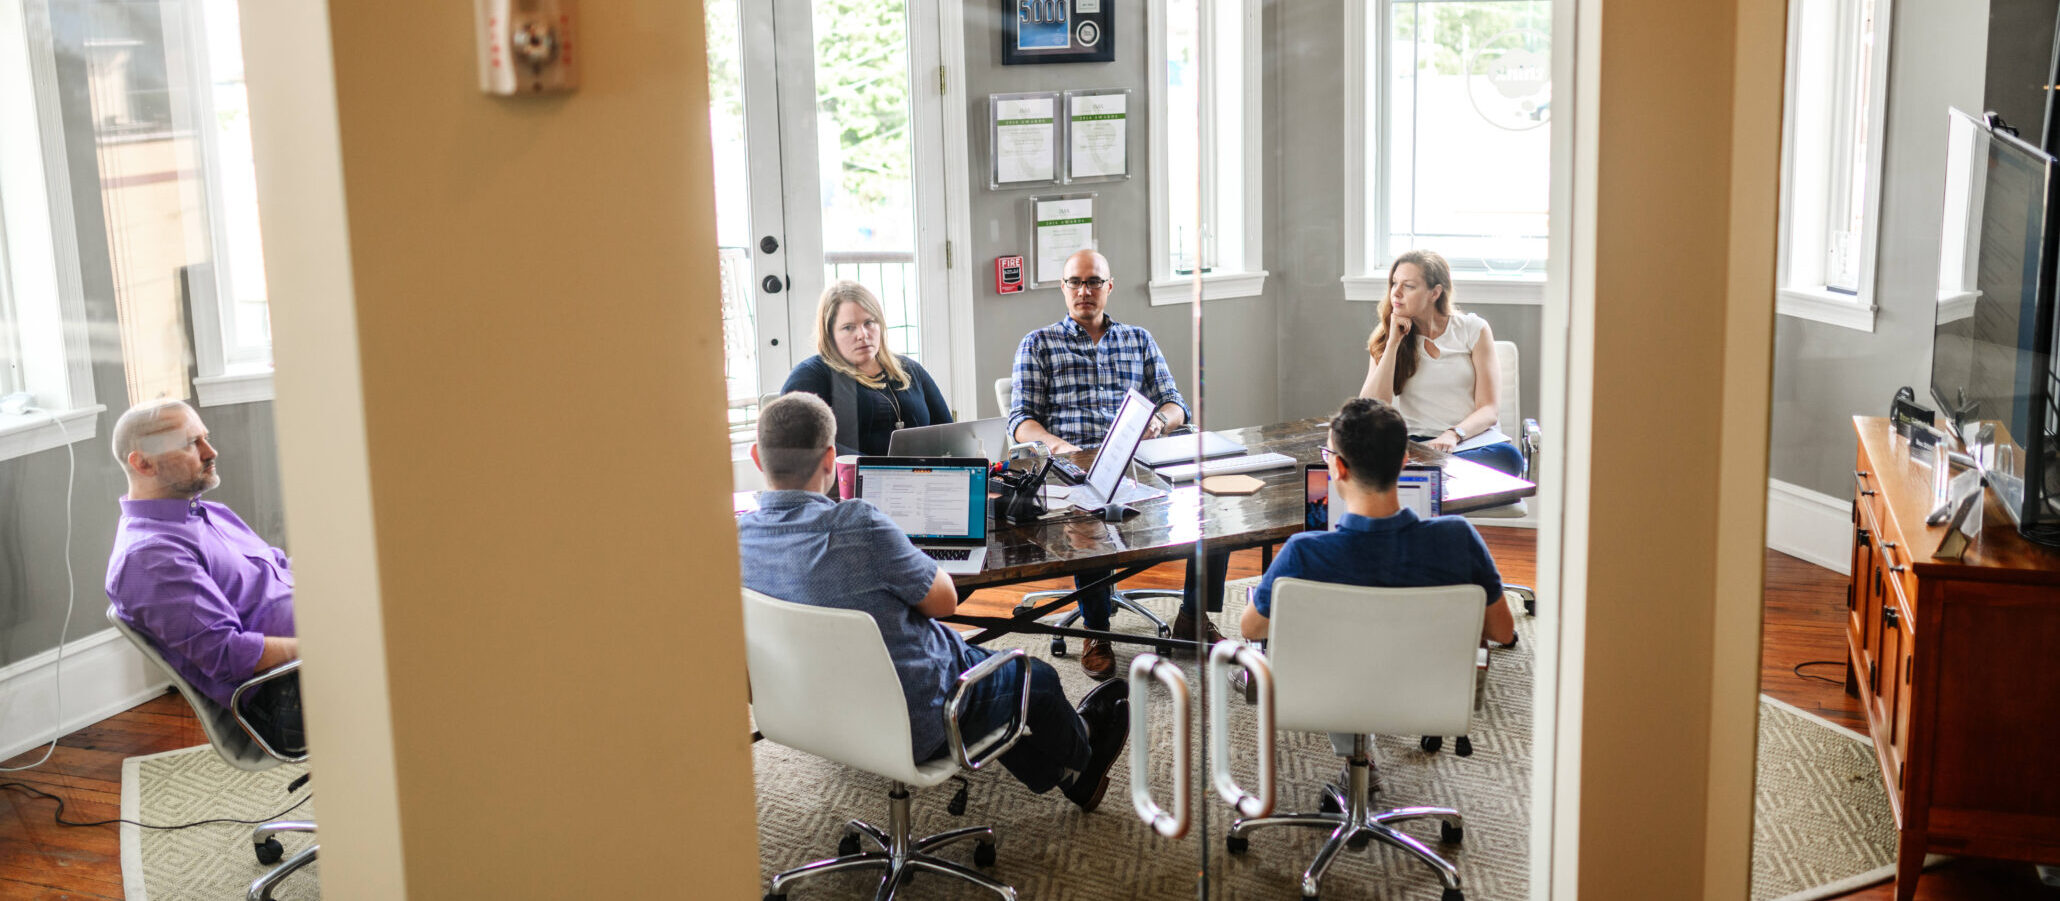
[1359,249,1525,475]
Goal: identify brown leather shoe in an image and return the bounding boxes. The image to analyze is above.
[1080,639,1117,681]
[1170,609,1226,658]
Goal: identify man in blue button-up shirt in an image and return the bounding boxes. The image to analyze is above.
[1007,249,1226,681]
[105,400,304,753]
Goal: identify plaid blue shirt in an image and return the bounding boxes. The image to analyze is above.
[1008,315,1190,447]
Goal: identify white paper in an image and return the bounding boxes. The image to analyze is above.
[1035,197,1095,284]
[995,97,1056,184]
[1454,426,1511,453]
[1068,93,1126,179]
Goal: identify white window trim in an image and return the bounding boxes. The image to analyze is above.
[1774,0,1889,333]
[1342,272,1547,305]
[0,0,99,458]
[169,0,275,403]
[1343,0,1551,289]
[1147,0,1266,307]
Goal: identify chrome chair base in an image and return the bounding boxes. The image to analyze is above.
[248,820,318,901]
[765,783,1014,901]
[1228,745,1466,900]
[1016,588,1176,655]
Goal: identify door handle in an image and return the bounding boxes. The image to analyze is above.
[761,275,785,294]
[1882,604,1900,630]
[1208,641,1273,819]
[1128,654,1192,839]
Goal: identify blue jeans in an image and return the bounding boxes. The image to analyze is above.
[1073,552,1230,630]
[923,653,1088,794]
[1411,437,1523,477]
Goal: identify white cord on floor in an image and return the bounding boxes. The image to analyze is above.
[1,408,76,772]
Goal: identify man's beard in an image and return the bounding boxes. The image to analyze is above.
[168,468,220,496]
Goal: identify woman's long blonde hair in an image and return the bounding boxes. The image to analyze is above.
[816,280,911,391]
[1366,249,1455,397]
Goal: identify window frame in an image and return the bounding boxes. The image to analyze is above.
[170,0,276,405]
[1146,0,1268,306]
[1342,0,1553,307]
[1774,0,1890,332]
[0,0,102,460]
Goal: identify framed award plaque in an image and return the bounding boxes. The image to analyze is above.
[1002,0,1115,66]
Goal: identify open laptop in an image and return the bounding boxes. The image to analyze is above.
[853,456,990,574]
[887,417,1012,461]
[1073,389,1159,510]
[1134,430,1247,467]
[1304,462,1442,531]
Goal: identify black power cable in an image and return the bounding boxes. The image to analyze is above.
[1,780,309,830]
[1792,660,1846,685]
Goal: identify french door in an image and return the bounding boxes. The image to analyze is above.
[707,0,955,436]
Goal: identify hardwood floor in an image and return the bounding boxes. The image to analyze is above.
[4,532,2052,899]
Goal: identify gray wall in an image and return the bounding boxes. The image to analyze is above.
[961,1,1278,429]
[1769,0,1988,497]
[0,1,286,669]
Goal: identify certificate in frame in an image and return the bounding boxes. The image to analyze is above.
[1028,193,1098,287]
[990,91,1063,189]
[1063,88,1130,183]
[1002,0,1116,66]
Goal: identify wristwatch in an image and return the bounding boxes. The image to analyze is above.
[1449,425,1467,441]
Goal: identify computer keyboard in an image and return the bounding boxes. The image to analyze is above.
[922,547,973,561]
[1155,452,1298,481]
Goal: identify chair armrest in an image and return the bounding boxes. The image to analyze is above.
[229,659,306,763]
[1521,418,1542,482]
[1474,646,1490,713]
[944,648,1031,772]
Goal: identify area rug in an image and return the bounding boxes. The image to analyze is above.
[1750,695,1944,901]
[120,746,316,901]
[755,578,1537,899]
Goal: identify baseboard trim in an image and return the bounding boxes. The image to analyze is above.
[1767,478,1851,576]
[0,627,171,763]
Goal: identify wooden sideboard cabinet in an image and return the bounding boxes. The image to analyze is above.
[1845,417,2060,900]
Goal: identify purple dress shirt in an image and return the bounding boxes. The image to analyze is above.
[106,498,296,710]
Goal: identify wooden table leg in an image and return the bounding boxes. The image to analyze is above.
[1892,827,1925,901]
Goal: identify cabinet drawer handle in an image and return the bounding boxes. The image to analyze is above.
[1882,605,1901,630]
[1861,489,1878,497]
[1889,564,1907,574]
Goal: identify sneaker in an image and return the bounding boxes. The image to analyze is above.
[1063,696,1131,813]
[1080,639,1117,681]
[1170,609,1226,659]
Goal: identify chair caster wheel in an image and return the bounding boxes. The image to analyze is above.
[1318,794,1341,814]
[764,893,787,901]
[1442,821,1464,845]
[1442,888,1465,901]
[974,840,998,868]
[1226,835,1249,855]
[1454,736,1473,757]
[837,832,861,856]
[255,837,284,864]
[1420,736,1443,753]
[1050,638,1068,657]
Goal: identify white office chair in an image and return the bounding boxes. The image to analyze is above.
[744,588,1031,901]
[1221,580,1484,901]
[1456,340,1539,616]
[106,607,316,901]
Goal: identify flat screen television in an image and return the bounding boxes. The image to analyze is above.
[1930,108,2060,545]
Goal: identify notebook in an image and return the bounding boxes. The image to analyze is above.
[1134,430,1248,467]
[853,456,990,574]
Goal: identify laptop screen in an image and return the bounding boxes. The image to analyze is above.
[856,461,989,541]
[1304,462,1442,531]
[1084,389,1155,504]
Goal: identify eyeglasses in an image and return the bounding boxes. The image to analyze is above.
[1062,277,1109,290]
[1319,446,1337,464]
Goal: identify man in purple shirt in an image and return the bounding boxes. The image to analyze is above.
[105,399,303,753]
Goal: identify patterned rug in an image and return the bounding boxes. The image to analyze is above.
[754,578,1536,899]
[119,745,316,901]
[1749,695,1943,901]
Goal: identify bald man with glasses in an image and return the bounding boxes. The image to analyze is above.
[1007,248,1226,680]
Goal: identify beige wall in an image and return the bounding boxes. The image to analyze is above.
[243,1,757,897]
[1556,0,1782,896]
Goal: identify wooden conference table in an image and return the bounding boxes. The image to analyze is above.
[940,417,1535,649]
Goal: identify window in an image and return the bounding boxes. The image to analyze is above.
[0,0,101,459]
[1344,0,1553,304]
[1148,0,1266,305]
[1775,0,1888,331]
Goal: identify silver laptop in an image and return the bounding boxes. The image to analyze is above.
[1134,430,1247,467]
[853,456,990,575]
[886,417,1012,461]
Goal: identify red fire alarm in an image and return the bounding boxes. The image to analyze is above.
[995,256,1025,294]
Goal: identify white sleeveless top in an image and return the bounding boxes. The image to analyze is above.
[1393,311,1487,436]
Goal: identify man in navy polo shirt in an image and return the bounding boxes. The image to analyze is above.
[738,392,1131,811]
[1241,397,1516,648]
